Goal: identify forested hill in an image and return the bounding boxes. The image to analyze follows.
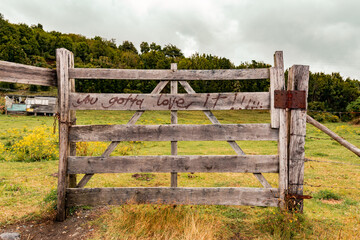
[0,14,359,118]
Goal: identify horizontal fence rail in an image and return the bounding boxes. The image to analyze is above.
[69,68,270,80]
[67,155,280,174]
[66,187,279,207]
[0,60,57,86]
[69,124,279,142]
[69,92,270,111]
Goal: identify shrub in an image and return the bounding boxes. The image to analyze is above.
[259,209,312,239]
[308,101,326,111]
[9,125,58,162]
[313,190,342,200]
[308,112,340,122]
[346,97,360,112]
[346,96,360,120]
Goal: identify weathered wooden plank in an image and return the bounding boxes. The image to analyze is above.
[69,124,279,142]
[0,60,57,86]
[278,103,288,208]
[75,81,170,188]
[179,80,272,188]
[170,63,178,188]
[69,92,270,111]
[270,51,285,128]
[69,68,270,80]
[306,115,360,157]
[69,54,77,188]
[287,65,309,212]
[270,51,288,208]
[66,187,279,207]
[76,174,93,188]
[67,155,279,174]
[56,48,73,222]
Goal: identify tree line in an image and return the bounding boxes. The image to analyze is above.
[0,14,359,119]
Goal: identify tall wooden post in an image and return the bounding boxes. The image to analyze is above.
[287,65,309,212]
[56,48,73,221]
[170,63,178,187]
[69,53,77,188]
[270,51,288,209]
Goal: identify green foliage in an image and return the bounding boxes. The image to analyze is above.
[313,190,342,200]
[0,14,359,117]
[346,96,360,121]
[1,126,58,162]
[309,72,360,116]
[308,112,340,122]
[43,188,57,210]
[259,209,312,239]
[347,97,360,112]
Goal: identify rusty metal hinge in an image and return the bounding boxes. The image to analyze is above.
[274,90,306,109]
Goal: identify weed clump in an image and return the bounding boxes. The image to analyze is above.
[90,204,232,240]
[313,190,342,200]
[259,209,312,239]
[1,125,57,162]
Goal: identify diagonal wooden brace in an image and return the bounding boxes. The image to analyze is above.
[179,80,272,188]
[76,80,169,188]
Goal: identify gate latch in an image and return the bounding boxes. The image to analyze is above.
[274,90,306,109]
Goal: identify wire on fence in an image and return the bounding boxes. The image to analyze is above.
[305,158,360,166]
[304,183,360,190]
[0,172,58,182]
[306,136,360,142]
[308,110,360,114]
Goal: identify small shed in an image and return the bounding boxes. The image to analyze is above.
[25,96,57,115]
[5,95,57,116]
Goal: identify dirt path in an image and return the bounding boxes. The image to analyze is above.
[0,207,107,240]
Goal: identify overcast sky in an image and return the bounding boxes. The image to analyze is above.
[1,0,360,80]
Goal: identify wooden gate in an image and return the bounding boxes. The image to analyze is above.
[56,48,309,221]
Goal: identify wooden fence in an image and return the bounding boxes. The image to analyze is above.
[0,49,310,221]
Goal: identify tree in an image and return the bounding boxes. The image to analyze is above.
[140,41,150,53]
[75,42,90,62]
[119,40,138,54]
[150,42,161,51]
[163,44,183,58]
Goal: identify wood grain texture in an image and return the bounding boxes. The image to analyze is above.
[76,174,93,188]
[178,80,272,189]
[69,68,270,80]
[306,115,360,157]
[287,65,309,212]
[170,64,178,187]
[69,92,270,111]
[272,51,288,207]
[66,187,279,207]
[75,81,171,188]
[69,124,279,142]
[68,54,77,188]
[270,52,285,128]
[56,48,73,221]
[0,60,57,86]
[67,155,279,174]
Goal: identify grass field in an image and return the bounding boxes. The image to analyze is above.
[0,110,359,239]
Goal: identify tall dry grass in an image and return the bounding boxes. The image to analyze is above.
[90,203,232,240]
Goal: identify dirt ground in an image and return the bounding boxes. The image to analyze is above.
[0,207,108,240]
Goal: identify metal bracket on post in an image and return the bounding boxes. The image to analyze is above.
[274,90,306,109]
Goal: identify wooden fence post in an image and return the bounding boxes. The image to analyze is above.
[287,65,309,212]
[69,52,77,188]
[170,63,178,187]
[56,48,73,221]
[271,51,288,209]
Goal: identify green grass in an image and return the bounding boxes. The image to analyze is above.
[0,110,359,238]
